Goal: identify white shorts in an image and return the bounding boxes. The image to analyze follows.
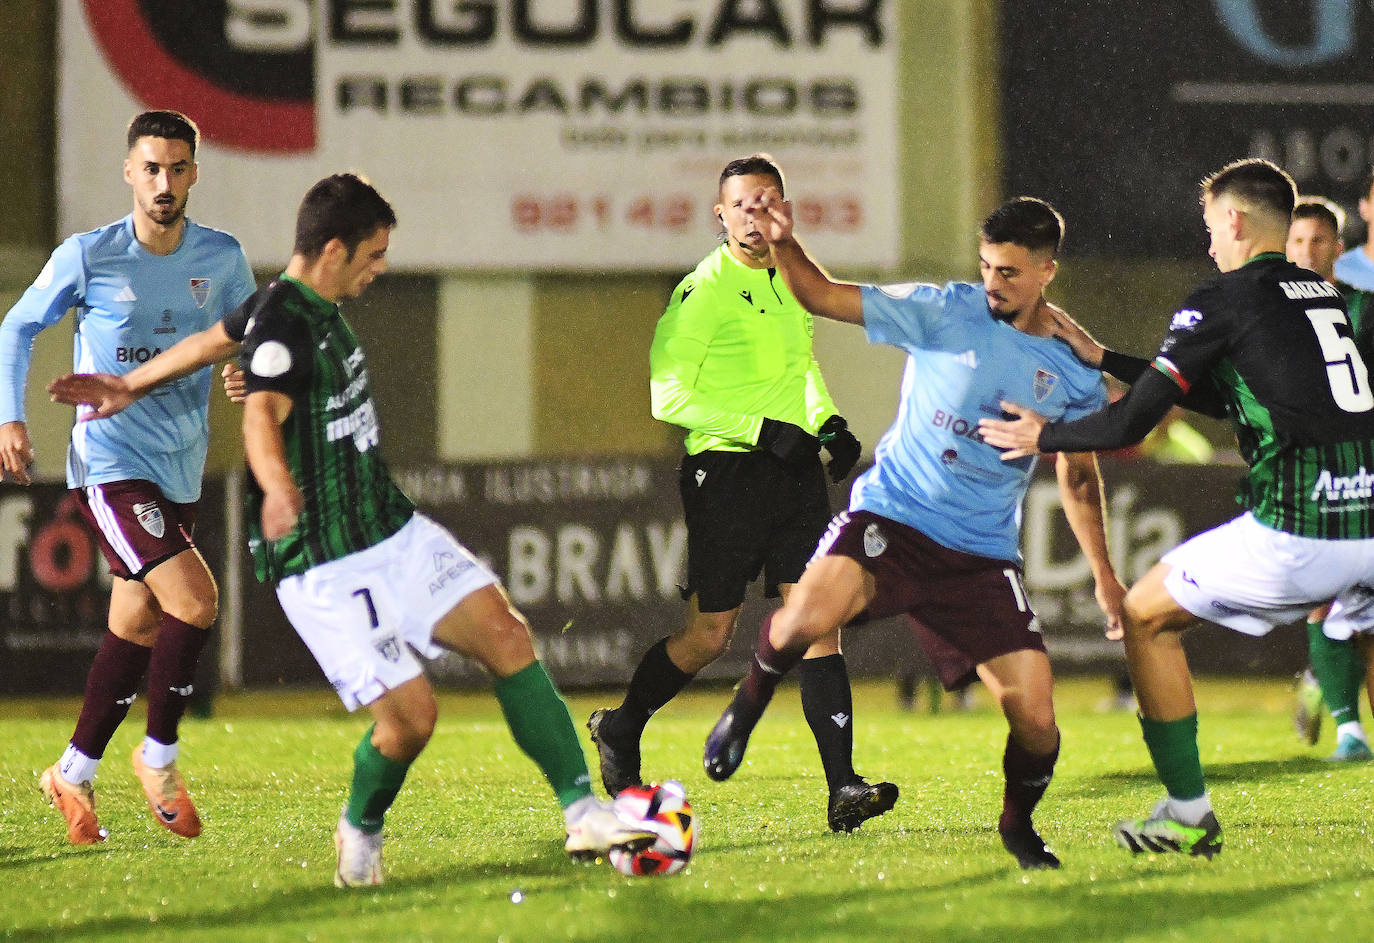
[275,512,498,710]
[1161,512,1374,637]
[1324,584,1374,640]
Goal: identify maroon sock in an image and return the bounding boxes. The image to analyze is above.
[144,614,211,747]
[738,613,805,713]
[70,631,153,759]
[999,731,1060,831]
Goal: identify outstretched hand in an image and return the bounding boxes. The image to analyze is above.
[742,186,793,245]
[977,401,1048,460]
[47,373,135,420]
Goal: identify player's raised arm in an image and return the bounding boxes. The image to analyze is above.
[48,320,242,419]
[745,187,864,325]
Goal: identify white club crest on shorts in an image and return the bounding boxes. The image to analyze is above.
[133,501,165,538]
[863,522,887,557]
[695,469,706,486]
[375,636,403,663]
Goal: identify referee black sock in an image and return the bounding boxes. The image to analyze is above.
[799,653,858,794]
[603,637,693,746]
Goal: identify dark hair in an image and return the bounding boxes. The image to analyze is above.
[293,174,397,261]
[979,197,1064,256]
[1201,158,1296,219]
[719,153,784,197]
[127,110,199,156]
[1292,196,1345,236]
[1361,164,1374,200]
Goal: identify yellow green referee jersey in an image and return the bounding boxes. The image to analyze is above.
[650,243,837,455]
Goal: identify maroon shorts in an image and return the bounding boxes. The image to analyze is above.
[818,510,1045,690]
[75,480,198,580]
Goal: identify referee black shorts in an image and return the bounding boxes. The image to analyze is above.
[678,449,832,614]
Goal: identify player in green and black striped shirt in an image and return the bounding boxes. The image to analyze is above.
[1285,197,1374,761]
[49,174,656,887]
[227,264,415,582]
[981,159,1374,861]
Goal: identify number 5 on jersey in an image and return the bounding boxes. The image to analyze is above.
[1306,308,1374,413]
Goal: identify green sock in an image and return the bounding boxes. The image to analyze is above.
[494,661,593,808]
[345,725,412,834]
[1307,620,1363,725]
[1138,713,1206,801]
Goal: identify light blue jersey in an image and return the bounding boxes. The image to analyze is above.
[1334,245,1374,291]
[0,215,254,502]
[851,282,1107,562]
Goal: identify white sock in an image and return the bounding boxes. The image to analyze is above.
[141,736,178,769]
[1335,721,1368,744]
[563,794,601,828]
[58,743,99,785]
[1166,795,1213,825]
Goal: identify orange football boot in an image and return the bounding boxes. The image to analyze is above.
[39,764,107,845]
[132,743,202,838]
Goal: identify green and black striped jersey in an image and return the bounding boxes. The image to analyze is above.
[1152,254,1374,538]
[225,275,414,581]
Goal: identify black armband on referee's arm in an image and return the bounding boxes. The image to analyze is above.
[1099,349,1151,384]
[1038,369,1182,453]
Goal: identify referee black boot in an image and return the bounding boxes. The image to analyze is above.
[827,778,899,833]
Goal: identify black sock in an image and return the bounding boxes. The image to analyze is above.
[602,637,692,745]
[799,654,858,793]
[999,731,1060,832]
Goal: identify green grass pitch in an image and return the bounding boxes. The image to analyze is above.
[3,678,1372,943]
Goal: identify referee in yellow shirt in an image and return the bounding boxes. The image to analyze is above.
[589,154,897,832]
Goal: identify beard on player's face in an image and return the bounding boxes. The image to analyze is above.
[145,191,186,225]
[139,186,188,228]
[986,287,1031,322]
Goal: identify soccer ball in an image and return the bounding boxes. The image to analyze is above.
[608,780,695,876]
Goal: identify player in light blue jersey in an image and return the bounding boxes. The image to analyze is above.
[850,278,1108,562]
[0,111,254,844]
[1333,165,1374,291]
[704,193,1126,870]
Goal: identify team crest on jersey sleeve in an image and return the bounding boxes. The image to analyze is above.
[189,278,211,308]
[1033,368,1059,402]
